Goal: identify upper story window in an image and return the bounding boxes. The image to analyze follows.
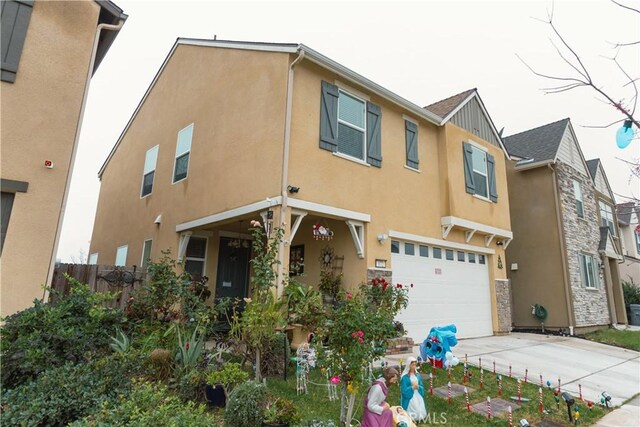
[635,230,640,254]
[1,0,33,83]
[573,180,584,218]
[141,145,158,197]
[462,142,497,202]
[599,201,615,236]
[578,253,599,289]
[115,245,128,267]
[173,124,193,183]
[319,81,382,167]
[88,253,98,265]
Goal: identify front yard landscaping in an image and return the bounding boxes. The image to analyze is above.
[584,328,640,351]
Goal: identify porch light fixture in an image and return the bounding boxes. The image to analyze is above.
[287,185,300,194]
[228,220,249,249]
[377,233,388,244]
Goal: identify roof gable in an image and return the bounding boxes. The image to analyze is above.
[616,202,639,225]
[424,89,475,118]
[587,159,615,200]
[503,118,569,162]
[554,123,589,177]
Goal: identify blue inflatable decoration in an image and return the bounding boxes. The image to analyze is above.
[419,324,459,369]
[616,120,634,149]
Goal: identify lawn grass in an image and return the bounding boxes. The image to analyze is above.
[584,328,640,351]
[261,361,610,426]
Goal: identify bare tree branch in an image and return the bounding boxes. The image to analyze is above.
[611,0,640,14]
[580,119,625,129]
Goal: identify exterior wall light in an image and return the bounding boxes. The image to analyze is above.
[287,185,300,194]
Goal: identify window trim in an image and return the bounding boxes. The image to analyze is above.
[88,253,98,265]
[635,230,640,254]
[336,89,367,162]
[470,145,489,199]
[599,200,616,237]
[115,245,128,267]
[578,253,599,289]
[185,236,208,278]
[172,123,194,184]
[573,180,584,218]
[141,145,159,198]
[141,239,153,268]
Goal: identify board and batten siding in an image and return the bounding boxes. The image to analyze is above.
[556,127,588,176]
[450,97,501,148]
[593,167,612,199]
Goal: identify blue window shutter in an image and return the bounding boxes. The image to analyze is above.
[463,142,475,194]
[366,102,382,167]
[405,120,418,169]
[1,0,33,83]
[319,81,338,152]
[487,153,498,202]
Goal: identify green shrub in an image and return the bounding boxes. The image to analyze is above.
[299,420,338,427]
[0,277,123,388]
[71,380,219,426]
[623,279,640,305]
[1,353,139,426]
[260,332,290,378]
[224,381,267,427]
[206,361,249,396]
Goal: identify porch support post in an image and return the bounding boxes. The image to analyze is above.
[275,206,290,299]
[345,220,365,259]
[177,231,193,261]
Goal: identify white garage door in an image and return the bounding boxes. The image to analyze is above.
[392,240,493,341]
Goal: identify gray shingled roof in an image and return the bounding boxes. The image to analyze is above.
[503,118,570,161]
[424,89,476,118]
[586,159,600,180]
[616,201,638,226]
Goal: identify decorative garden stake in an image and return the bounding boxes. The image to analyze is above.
[498,375,503,396]
[463,362,468,384]
[518,379,522,403]
[432,356,436,377]
[539,387,544,414]
[429,373,433,395]
[509,364,512,378]
[579,384,583,401]
[480,368,484,389]
[448,381,452,404]
[540,373,543,388]
[487,396,492,420]
[525,368,528,384]
[558,377,561,394]
[465,353,468,364]
[508,405,513,427]
[479,356,482,371]
[448,364,451,380]
[493,360,496,375]
[464,387,470,412]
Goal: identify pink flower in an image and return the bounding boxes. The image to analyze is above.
[351,332,356,338]
[357,331,364,337]
[346,293,353,299]
[410,283,414,288]
[382,284,388,291]
[250,220,261,227]
[397,283,403,288]
[330,376,340,384]
[185,342,190,350]
[358,337,364,343]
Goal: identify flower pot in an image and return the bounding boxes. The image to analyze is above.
[289,324,310,350]
[204,384,226,407]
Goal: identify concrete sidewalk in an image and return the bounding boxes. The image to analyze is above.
[383,332,639,424]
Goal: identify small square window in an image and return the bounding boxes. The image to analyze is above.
[457,251,465,262]
[445,249,454,261]
[419,245,429,257]
[433,247,442,259]
[404,243,415,256]
[391,240,400,254]
[468,253,476,263]
[479,254,486,264]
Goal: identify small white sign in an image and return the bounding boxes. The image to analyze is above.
[222,281,232,288]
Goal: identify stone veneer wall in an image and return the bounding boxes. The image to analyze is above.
[556,162,610,326]
[367,268,392,284]
[495,279,512,333]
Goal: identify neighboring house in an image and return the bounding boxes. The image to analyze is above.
[504,118,627,334]
[89,39,513,340]
[0,1,127,316]
[616,201,640,285]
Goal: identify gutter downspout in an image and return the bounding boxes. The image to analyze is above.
[44,19,125,302]
[276,49,305,298]
[548,164,576,335]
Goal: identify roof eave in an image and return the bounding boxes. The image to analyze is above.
[514,159,555,171]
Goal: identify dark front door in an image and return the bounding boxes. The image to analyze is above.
[215,237,251,304]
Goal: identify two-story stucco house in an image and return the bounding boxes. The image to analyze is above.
[89,39,513,340]
[616,201,640,285]
[1,0,127,316]
[504,118,627,334]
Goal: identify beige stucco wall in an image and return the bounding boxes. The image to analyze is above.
[1,1,101,316]
[505,163,570,328]
[90,46,290,265]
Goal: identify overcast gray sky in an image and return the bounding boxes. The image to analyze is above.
[57,0,640,261]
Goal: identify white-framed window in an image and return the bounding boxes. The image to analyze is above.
[337,90,366,161]
[115,245,128,267]
[636,230,640,254]
[468,253,476,263]
[419,245,429,257]
[457,251,465,262]
[599,201,615,236]
[445,249,454,261]
[391,240,400,254]
[173,124,194,183]
[479,254,486,264]
[433,247,442,259]
[578,253,599,289]
[185,236,207,279]
[141,239,153,269]
[141,145,159,197]
[88,253,98,265]
[471,145,488,198]
[404,242,415,256]
[573,180,584,218]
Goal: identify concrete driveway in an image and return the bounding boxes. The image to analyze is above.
[386,333,640,409]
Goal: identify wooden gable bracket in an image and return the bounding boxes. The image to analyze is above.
[485,234,495,247]
[177,231,193,261]
[465,229,476,243]
[442,224,454,240]
[345,220,365,259]
[287,210,308,245]
[499,238,512,250]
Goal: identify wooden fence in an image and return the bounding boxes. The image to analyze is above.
[50,263,146,310]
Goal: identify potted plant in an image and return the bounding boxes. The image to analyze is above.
[205,361,249,407]
[284,280,326,349]
[262,397,301,427]
[318,269,342,304]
